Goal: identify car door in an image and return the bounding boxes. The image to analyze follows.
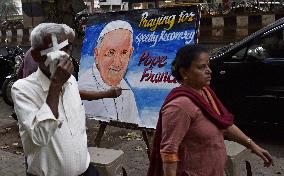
[232,28,284,126]
[253,28,284,126]
[211,45,261,126]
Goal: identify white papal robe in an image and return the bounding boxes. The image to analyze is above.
[78,64,141,125]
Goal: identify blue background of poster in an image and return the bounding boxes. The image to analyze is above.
[79,7,200,128]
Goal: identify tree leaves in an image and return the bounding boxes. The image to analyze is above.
[0,0,19,21]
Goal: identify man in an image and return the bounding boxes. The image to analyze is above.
[11,23,98,176]
[17,47,38,79]
[78,20,140,125]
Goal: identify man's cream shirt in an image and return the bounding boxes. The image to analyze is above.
[11,68,90,176]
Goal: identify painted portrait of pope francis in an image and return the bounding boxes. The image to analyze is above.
[78,20,141,126]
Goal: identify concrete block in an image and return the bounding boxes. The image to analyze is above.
[262,14,275,27]
[88,147,124,176]
[224,140,250,176]
[212,17,224,28]
[17,29,23,43]
[5,30,12,43]
[17,29,23,36]
[236,28,248,37]
[212,28,224,37]
[17,37,22,44]
[237,16,248,27]
[6,30,12,37]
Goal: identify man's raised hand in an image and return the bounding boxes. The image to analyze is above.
[50,58,74,87]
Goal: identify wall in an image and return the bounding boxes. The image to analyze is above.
[1,13,284,47]
[199,13,284,44]
[99,0,122,6]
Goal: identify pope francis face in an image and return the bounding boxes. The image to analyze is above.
[94,29,133,86]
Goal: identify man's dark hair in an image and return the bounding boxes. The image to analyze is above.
[171,44,208,82]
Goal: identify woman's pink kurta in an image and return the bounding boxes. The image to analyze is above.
[160,96,227,176]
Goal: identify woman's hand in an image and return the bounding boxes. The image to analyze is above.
[250,143,274,167]
[223,125,274,168]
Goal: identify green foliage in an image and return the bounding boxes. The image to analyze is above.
[7,15,23,21]
[0,0,19,21]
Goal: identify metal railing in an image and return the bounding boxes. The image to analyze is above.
[200,0,284,16]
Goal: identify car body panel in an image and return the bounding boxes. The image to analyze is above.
[210,17,284,126]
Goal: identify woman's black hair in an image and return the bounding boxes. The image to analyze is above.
[171,44,208,82]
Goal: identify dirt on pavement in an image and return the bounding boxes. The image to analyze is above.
[0,96,284,176]
[0,118,149,176]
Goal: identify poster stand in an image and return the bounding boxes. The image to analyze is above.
[94,120,154,159]
[81,5,201,162]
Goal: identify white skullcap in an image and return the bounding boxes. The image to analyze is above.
[97,20,133,47]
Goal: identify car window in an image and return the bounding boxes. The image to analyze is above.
[247,29,284,60]
[262,30,284,58]
[231,47,247,60]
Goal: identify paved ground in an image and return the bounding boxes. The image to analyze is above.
[0,94,284,176]
[0,96,25,176]
[0,97,15,129]
[0,150,25,176]
[0,44,283,176]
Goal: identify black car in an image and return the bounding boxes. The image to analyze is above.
[210,17,284,127]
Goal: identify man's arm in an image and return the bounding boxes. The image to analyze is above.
[46,83,61,118]
[47,58,73,118]
[79,87,122,100]
[12,84,61,146]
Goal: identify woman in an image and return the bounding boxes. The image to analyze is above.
[147,45,273,176]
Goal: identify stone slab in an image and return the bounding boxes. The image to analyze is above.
[262,14,275,27]
[212,17,224,28]
[225,140,251,176]
[237,16,248,27]
[88,147,124,176]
